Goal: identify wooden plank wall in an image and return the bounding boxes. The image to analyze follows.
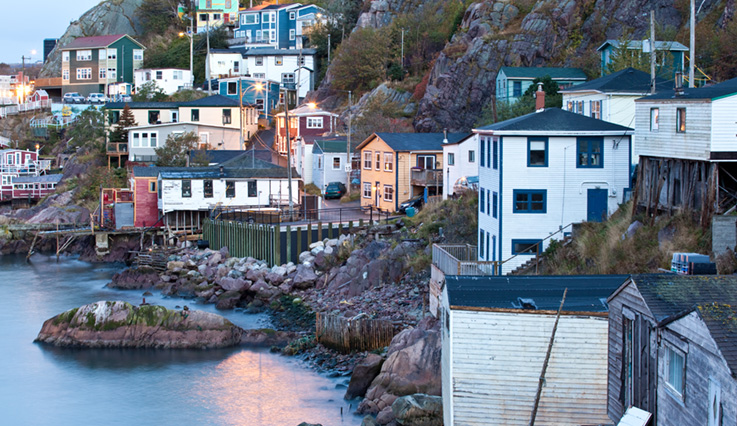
[315,312,395,354]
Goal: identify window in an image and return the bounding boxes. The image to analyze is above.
[173,70,183,80]
[225,181,235,198]
[76,50,92,61]
[480,138,486,167]
[665,344,686,397]
[223,109,232,124]
[468,150,475,163]
[480,189,485,213]
[62,69,69,81]
[493,139,498,169]
[290,29,296,40]
[76,68,92,80]
[677,108,686,133]
[383,185,394,202]
[289,11,296,20]
[99,68,106,79]
[590,100,601,119]
[493,192,498,218]
[317,156,323,169]
[171,111,178,123]
[363,182,371,198]
[108,68,117,80]
[107,49,117,60]
[577,137,603,168]
[255,56,263,66]
[206,0,212,7]
[306,117,322,129]
[247,181,257,198]
[200,13,208,22]
[513,190,546,213]
[133,50,143,61]
[213,14,221,21]
[62,51,69,62]
[577,101,584,115]
[650,108,659,131]
[375,152,382,170]
[363,151,372,169]
[191,109,200,122]
[182,180,192,198]
[448,153,455,166]
[332,157,341,170]
[255,98,264,110]
[150,133,158,147]
[299,56,306,66]
[155,71,163,80]
[417,155,435,169]
[148,111,160,125]
[479,230,485,258]
[243,13,258,24]
[132,133,140,147]
[513,81,522,97]
[199,133,209,148]
[486,189,490,215]
[527,137,548,167]
[512,239,542,255]
[110,111,120,124]
[384,153,393,171]
[227,82,238,95]
[275,56,283,66]
[204,180,213,198]
[148,181,156,193]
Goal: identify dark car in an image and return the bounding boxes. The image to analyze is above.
[324,182,347,199]
[398,195,424,214]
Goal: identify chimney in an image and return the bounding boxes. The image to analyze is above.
[442,128,448,144]
[535,82,545,111]
[674,71,684,96]
[219,165,224,177]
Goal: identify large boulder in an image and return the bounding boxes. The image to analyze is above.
[240,329,302,348]
[250,279,280,300]
[346,353,385,400]
[391,394,443,426]
[217,276,250,292]
[108,267,161,289]
[216,290,242,310]
[293,264,319,289]
[35,301,243,349]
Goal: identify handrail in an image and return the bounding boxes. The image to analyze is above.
[500,222,575,272]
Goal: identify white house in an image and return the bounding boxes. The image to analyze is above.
[560,67,671,165]
[441,274,627,426]
[127,123,242,162]
[442,133,477,200]
[134,68,192,94]
[474,105,632,274]
[311,138,352,192]
[632,76,737,216]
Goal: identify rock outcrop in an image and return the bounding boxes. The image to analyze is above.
[35,301,243,349]
[391,394,443,426]
[108,267,161,289]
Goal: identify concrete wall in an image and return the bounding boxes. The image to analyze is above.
[712,215,737,256]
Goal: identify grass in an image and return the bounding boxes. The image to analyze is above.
[402,192,478,244]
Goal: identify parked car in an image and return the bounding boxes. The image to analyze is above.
[86,93,108,104]
[398,194,424,214]
[112,94,132,102]
[324,182,347,199]
[63,92,85,104]
[453,176,479,196]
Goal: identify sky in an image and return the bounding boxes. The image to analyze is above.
[0,0,102,64]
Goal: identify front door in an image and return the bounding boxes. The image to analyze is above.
[375,181,381,207]
[587,188,608,222]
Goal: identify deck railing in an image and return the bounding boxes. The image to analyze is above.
[432,244,501,276]
[411,168,443,186]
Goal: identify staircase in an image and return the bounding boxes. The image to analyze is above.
[509,234,574,275]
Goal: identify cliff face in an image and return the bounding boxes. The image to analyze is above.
[39,0,145,78]
[413,0,727,131]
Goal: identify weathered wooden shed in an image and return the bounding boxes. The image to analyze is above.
[441,274,627,425]
[607,274,737,425]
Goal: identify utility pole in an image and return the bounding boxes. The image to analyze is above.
[284,89,294,218]
[206,18,211,95]
[689,0,696,88]
[239,79,244,150]
[327,33,331,65]
[401,28,405,69]
[345,90,352,195]
[650,10,656,94]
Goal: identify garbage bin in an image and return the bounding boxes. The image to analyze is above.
[197,239,209,250]
[406,207,416,217]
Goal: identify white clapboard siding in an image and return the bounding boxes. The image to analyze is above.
[710,94,737,154]
[634,101,712,161]
[477,135,501,265]
[498,134,630,274]
[448,309,610,425]
[160,178,294,212]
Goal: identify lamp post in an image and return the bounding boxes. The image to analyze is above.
[239,80,264,150]
[284,88,294,218]
[179,27,194,88]
[20,50,36,104]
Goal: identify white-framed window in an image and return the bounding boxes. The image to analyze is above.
[255,30,262,42]
[665,343,686,399]
[62,51,69,62]
[590,100,601,119]
[156,71,163,80]
[62,69,69,81]
[255,98,265,110]
[173,70,183,80]
[275,56,283,66]
[290,29,296,40]
[289,11,296,20]
[306,117,322,128]
[150,132,158,147]
[363,182,371,198]
[261,30,271,41]
[332,156,341,170]
[677,107,686,133]
[108,68,117,80]
[383,185,394,202]
[99,68,106,79]
[363,151,372,169]
[243,13,258,25]
[263,12,275,23]
[171,111,179,123]
[76,50,92,61]
[447,153,455,166]
[375,152,381,170]
[132,132,141,147]
[270,30,276,42]
[282,73,295,84]
[107,49,117,60]
[76,68,92,80]
[384,153,393,171]
[213,13,221,21]
[255,56,264,66]
[650,108,659,131]
[199,133,209,149]
[133,49,144,61]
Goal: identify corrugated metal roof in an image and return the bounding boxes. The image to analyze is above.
[446,275,628,312]
[242,47,317,56]
[475,107,633,133]
[62,35,128,50]
[133,166,160,177]
[637,76,737,101]
[13,174,63,183]
[499,66,588,80]
[358,132,470,152]
[598,39,689,52]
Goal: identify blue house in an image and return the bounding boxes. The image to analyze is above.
[496,67,587,104]
[597,40,687,78]
[233,3,326,49]
[217,76,280,122]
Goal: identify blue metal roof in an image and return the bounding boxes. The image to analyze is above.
[475,108,633,132]
[360,132,471,152]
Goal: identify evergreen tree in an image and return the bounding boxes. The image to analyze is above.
[110,104,137,143]
[155,132,199,167]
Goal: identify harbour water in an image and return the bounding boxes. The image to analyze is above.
[0,254,361,426]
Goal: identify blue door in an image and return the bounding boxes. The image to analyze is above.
[587,188,608,222]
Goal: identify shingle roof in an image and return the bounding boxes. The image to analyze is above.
[13,174,63,183]
[179,95,241,107]
[499,67,588,80]
[361,132,471,152]
[445,275,628,313]
[636,76,737,101]
[105,101,179,109]
[475,108,633,133]
[241,47,317,56]
[598,40,689,52]
[313,139,351,154]
[559,67,672,94]
[62,34,143,50]
[159,165,296,179]
[188,150,244,165]
[132,166,161,177]
[696,303,737,377]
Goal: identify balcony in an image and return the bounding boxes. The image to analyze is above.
[432,244,500,276]
[107,143,128,154]
[411,168,443,187]
[0,160,52,176]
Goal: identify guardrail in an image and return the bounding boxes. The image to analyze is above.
[432,244,500,276]
[209,206,391,226]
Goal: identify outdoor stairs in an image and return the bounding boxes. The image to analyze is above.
[509,235,573,275]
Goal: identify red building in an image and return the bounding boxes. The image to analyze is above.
[0,148,52,202]
[274,104,340,155]
[11,174,62,201]
[132,166,161,228]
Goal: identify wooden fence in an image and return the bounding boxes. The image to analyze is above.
[315,312,395,353]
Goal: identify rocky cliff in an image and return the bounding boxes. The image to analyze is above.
[40,0,145,78]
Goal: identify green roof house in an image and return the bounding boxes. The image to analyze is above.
[496,66,587,104]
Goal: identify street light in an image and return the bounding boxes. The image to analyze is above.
[179,27,194,88]
[20,50,37,104]
[238,80,264,150]
[331,89,353,194]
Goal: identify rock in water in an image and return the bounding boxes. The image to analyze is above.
[391,394,443,426]
[35,301,243,349]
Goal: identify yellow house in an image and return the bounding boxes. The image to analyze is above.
[356,132,471,212]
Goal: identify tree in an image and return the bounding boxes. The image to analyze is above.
[109,104,137,143]
[351,92,414,142]
[136,0,183,35]
[66,109,106,153]
[329,27,392,92]
[477,76,562,125]
[132,81,168,102]
[155,132,199,167]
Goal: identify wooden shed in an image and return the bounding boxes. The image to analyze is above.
[441,274,627,425]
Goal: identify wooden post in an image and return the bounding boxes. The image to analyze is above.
[317,221,323,241]
[297,226,302,259]
[56,220,60,262]
[286,225,292,264]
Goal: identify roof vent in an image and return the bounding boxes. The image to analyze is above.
[515,297,537,310]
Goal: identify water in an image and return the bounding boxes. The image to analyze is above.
[0,254,361,426]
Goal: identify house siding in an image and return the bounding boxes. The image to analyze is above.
[160,177,295,212]
[710,94,737,155]
[443,135,478,200]
[477,135,501,264]
[360,137,397,211]
[634,100,712,161]
[445,306,610,425]
[134,176,159,227]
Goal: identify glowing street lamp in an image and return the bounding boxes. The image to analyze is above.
[179,28,194,88]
